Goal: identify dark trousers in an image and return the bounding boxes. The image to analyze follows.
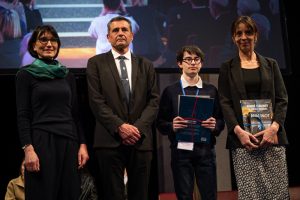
[171,144,217,200]
[95,145,152,200]
[25,131,80,200]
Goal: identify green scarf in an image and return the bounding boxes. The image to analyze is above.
[24,59,69,79]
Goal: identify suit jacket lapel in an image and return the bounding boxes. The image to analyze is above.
[231,54,272,100]
[106,51,129,111]
[231,56,248,99]
[131,54,138,96]
[106,51,122,88]
[257,53,272,98]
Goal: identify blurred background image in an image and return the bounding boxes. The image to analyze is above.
[0,0,289,71]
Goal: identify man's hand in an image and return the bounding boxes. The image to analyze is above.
[118,123,141,145]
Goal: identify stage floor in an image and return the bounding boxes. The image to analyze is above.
[159,186,300,200]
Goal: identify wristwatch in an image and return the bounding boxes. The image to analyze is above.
[22,144,30,150]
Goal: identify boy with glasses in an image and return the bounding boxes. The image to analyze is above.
[156,45,224,200]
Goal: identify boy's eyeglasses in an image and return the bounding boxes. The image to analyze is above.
[182,57,201,64]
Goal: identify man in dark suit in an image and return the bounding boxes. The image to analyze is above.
[86,16,159,200]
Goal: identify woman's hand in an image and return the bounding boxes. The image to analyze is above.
[234,125,259,151]
[78,144,89,169]
[254,122,279,147]
[24,145,40,172]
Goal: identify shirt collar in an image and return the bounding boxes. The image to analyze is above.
[180,75,203,88]
[111,49,131,61]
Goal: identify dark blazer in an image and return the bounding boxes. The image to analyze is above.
[86,51,159,150]
[218,53,288,149]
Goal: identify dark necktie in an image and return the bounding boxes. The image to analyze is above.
[118,56,130,103]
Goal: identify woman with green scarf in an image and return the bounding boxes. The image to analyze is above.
[16,25,89,200]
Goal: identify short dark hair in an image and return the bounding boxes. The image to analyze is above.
[231,15,258,38]
[107,16,132,32]
[28,25,61,59]
[103,0,121,10]
[176,45,205,63]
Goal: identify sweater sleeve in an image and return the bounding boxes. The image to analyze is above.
[16,70,33,147]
